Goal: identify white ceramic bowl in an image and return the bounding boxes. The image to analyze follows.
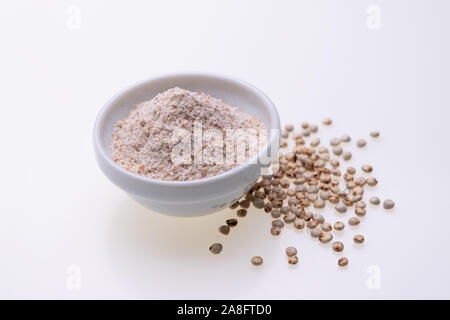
[94,72,280,217]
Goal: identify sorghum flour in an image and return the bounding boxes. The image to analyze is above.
[110,87,266,181]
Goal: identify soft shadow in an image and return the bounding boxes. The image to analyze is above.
[106,198,276,297]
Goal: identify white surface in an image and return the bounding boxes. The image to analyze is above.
[1,0,449,299]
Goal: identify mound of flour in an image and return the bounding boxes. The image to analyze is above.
[110,87,266,181]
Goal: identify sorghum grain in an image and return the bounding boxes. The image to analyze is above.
[334,221,345,231]
[288,255,299,265]
[293,218,305,229]
[226,219,238,227]
[251,256,263,266]
[272,219,285,228]
[353,234,365,244]
[348,217,360,226]
[286,247,297,257]
[322,118,332,126]
[237,209,247,217]
[332,241,344,252]
[271,226,282,236]
[383,199,395,209]
[338,257,348,267]
[369,197,380,205]
[209,243,223,254]
[219,225,230,235]
[356,139,367,148]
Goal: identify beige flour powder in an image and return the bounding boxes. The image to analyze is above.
[110,87,266,181]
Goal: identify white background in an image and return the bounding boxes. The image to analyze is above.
[1,0,449,299]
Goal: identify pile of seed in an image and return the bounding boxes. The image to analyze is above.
[209,119,395,268]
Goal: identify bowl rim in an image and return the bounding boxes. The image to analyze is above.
[93,71,280,187]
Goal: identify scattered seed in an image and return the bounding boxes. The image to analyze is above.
[272,219,285,228]
[253,198,265,209]
[285,124,294,132]
[283,213,296,224]
[322,118,332,126]
[319,191,330,200]
[219,225,230,235]
[331,159,340,167]
[317,146,328,154]
[370,130,380,138]
[313,213,325,224]
[209,243,223,254]
[328,195,339,204]
[271,226,282,236]
[226,219,238,227]
[348,217,360,226]
[245,193,255,202]
[239,199,250,209]
[278,190,287,200]
[362,164,373,173]
[237,209,247,217]
[307,219,319,229]
[229,202,239,209]
[311,228,322,238]
[330,138,340,146]
[264,202,273,213]
[346,167,356,174]
[261,178,271,186]
[332,146,343,156]
[287,188,296,197]
[290,206,302,217]
[355,177,366,186]
[293,218,305,229]
[303,211,313,221]
[251,256,264,266]
[319,232,333,243]
[355,207,366,217]
[356,139,367,148]
[271,209,281,218]
[314,199,326,208]
[281,206,290,215]
[335,203,347,213]
[288,255,299,265]
[310,124,318,133]
[271,199,283,208]
[254,191,265,200]
[310,138,320,147]
[281,130,289,139]
[342,151,352,161]
[340,135,351,143]
[338,257,348,267]
[353,234,365,244]
[383,199,395,209]
[334,221,345,231]
[286,247,298,257]
[307,193,318,202]
[355,201,366,209]
[280,179,290,189]
[366,177,378,186]
[321,222,332,232]
[332,241,344,252]
[369,196,380,205]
